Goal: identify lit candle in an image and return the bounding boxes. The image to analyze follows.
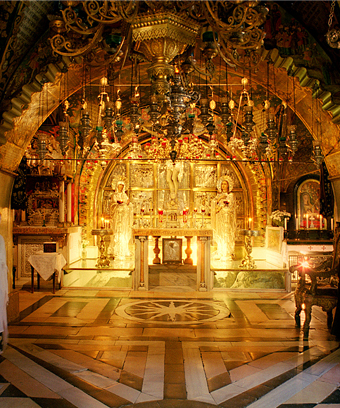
[158,208,163,223]
[331,218,334,230]
[183,209,188,223]
[295,216,298,230]
[248,217,252,230]
[319,215,322,230]
[101,216,104,228]
[306,214,309,229]
[284,217,288,231]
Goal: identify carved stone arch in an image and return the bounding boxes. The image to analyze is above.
[1,49,339,176]
[1,40,340,223]
[0,58,110,172]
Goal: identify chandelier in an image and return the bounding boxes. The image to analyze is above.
[49,1,268,67]
[45,1,278,163]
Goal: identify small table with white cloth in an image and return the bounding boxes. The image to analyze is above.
[28,252,66,293]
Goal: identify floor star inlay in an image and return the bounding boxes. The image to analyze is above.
[114,299,232,324]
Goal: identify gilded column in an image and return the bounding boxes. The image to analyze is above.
[139,236,148,290]
[197,236,212,292]
[134,235,149,291]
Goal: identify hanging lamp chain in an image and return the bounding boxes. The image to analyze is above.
[326,0,340,48]
[328,0,336,29]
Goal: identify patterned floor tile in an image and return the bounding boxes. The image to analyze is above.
[2,290,340,408]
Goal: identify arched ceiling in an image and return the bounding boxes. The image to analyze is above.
[0,0,340,184]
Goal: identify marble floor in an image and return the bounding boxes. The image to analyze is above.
[1,281,340,408]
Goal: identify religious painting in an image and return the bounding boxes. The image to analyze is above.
[162,238,182,264]
[297,179,320,229]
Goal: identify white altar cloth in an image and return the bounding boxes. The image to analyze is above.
[28,252,66,283]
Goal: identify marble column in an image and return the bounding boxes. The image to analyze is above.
[197,236,212,292]
[59,179,65,224]
[134,236,149,291]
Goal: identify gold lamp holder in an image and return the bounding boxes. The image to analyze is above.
[239,229,260,269]
[132,12,200,94]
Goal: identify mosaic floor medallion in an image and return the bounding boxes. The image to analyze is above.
[114,299,232,324]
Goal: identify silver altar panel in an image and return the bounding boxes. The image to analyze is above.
[130,163,154,188]
[193,164,217,188]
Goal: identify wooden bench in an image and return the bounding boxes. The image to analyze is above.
[290,255,339,337]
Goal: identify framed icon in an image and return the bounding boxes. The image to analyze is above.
[162,238,182,264]
[297,179,320,229]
